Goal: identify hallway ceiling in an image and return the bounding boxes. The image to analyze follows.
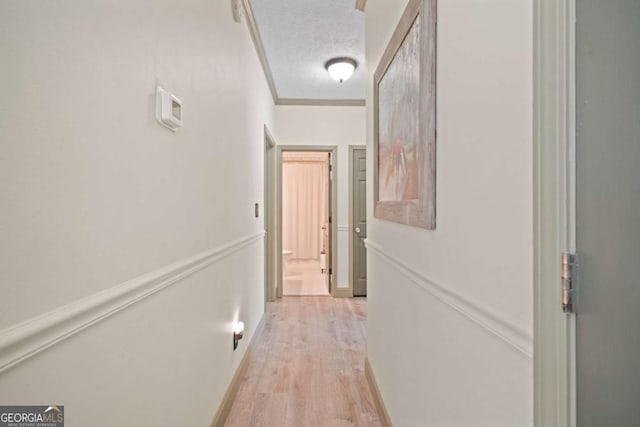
[250,0,365,102]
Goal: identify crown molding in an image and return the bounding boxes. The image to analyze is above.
[240,0,279,102]
[277,98,366,107]
[239,0,366,108]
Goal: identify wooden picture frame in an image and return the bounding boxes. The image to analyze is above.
[373,0,436,229]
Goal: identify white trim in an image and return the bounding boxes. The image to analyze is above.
[277,146,338,297]
[0,232,265,374]
[337,225,349,232]
[264,125,277,303]
[333,288,353,299]
[533,0,576,425]
[240,0,278,102]
[365,240,533,358]
[264,124,276,149]
[276,98,366,107]
[211,314,266,426]
[231,0,242,23]
[239,1,366,108]
[365,358,393,427]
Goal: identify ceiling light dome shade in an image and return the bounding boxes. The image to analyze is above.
[325,57,357,83]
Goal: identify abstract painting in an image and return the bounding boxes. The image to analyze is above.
[373,0,436,229]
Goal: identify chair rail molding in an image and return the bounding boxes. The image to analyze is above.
[0,232,265,374]
[365,240,533,358]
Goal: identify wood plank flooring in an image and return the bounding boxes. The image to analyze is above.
[224,297,381,427]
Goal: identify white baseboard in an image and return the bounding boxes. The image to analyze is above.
[210,314,266,427]
[365,357,393,427]
[333,288,353,298]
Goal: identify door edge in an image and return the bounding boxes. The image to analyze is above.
[533,0,577,425]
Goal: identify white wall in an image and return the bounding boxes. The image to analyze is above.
[274,105,366,290]
[0,0,272,425]
[366,0,534,426]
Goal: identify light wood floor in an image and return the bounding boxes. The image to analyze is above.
[224,297,381,427]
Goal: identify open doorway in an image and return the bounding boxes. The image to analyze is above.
[277,146,337,297]
[282,151,330,295]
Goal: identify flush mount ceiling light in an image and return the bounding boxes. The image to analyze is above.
[325,57,357,83]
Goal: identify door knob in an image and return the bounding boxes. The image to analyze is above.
[355,227,361,233]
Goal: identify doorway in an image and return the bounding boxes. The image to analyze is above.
[277,146,338,297]
[534,1,640,425]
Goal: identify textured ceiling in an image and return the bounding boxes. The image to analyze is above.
[251,0,365,101]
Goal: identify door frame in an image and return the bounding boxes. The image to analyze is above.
[264,125,277,303]
[348,145,367,298]
[276,145,339,298]
[533,0,576,425]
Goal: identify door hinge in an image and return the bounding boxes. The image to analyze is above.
[329,267,332,275]
[561,252,577,313]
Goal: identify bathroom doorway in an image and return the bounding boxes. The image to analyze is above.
[277,146,337,297]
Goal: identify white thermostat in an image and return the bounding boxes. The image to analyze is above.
[156,86,183,131]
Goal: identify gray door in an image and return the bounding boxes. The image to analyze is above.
[327,152,333,293]
[352,148,367,296]
[576,1,640,425]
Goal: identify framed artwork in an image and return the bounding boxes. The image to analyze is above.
[373,0,436,229]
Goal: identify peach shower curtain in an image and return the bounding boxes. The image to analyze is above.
[282,155,328,260]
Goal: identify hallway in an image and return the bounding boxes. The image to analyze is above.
[224,297,380,426]
[1,0,591,425]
